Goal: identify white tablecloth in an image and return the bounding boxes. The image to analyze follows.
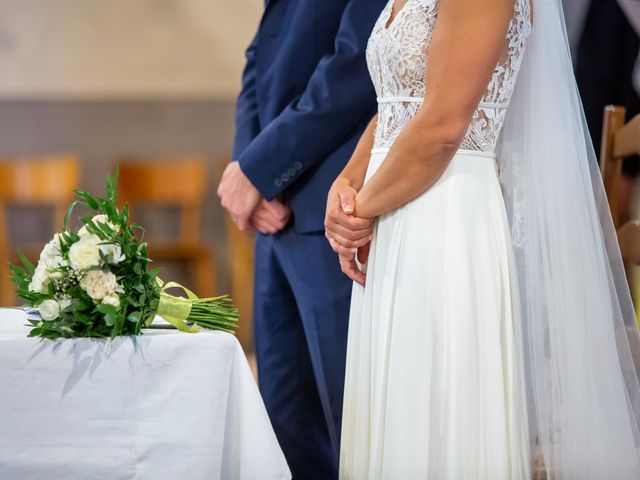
[0,309,291,480]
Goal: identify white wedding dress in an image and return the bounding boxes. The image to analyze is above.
[340,0,533,478]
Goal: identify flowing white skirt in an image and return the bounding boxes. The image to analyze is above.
[340,149,531,480]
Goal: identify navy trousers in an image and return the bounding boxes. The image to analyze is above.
[253,227,351,479]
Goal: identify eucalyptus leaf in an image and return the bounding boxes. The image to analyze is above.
[74,190,100,210]
[104,313,117,327]
[17,251,35,274]
[64,200,83,230]
[96,304,118,315]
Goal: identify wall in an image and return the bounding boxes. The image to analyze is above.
[0,0,264,294]
[0,0,262,99]
[0,100,235,260]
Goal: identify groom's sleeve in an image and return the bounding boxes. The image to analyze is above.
[232,32,261,159]
[237,0,382,201]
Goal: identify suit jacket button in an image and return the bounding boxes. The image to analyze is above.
[275,179,283,187]
[282,173,290,182]
[293,162,303,170]
[287,167,296,176]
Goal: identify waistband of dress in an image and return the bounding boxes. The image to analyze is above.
[377,96,508,110]
[370,147,497,159]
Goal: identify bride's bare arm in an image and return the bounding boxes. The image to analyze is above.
[355,0,516,219]
[336,114,378,190]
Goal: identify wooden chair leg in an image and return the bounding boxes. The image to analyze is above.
[229,235,255,352]
[0,203,10,306]
[634,267,640,328]
[533,462,548,479]
[0,263,13,307]
[532,436,548,480]
[194,252,217,298]
[0,264,5,306]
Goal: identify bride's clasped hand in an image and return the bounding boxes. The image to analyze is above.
[324,179,373,286]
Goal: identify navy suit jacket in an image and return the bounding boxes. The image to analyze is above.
[232,0,385,233]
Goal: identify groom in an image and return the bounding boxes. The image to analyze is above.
[217,0,385,477]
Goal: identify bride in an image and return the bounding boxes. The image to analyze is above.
[325,0,640,478]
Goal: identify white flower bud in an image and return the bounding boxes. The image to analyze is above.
[48,270,65,281]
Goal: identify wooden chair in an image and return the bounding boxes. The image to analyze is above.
[601,106,640,261]
[600,106,640,321]
[0,155,80,306]
[216,154,256,354]
[0,209,8,307]
[600,105,640,229]
[116,156,217,298]
[532,448,548,480]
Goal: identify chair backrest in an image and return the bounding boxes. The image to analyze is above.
[617,220,640,264]
[0,154,80,305]
[0,154,80,219]
[116,156,208,244]
[0,205,8,306]
[600,106,640,227]
[0,154,80,245]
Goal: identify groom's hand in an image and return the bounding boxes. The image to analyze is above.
[325,179,373,256]
[251,198,291,234]
[339,251,367,286]
[217,161,261,231]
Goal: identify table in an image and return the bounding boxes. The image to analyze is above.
[0,309,291,480]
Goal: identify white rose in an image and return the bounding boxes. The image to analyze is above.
[28,262,50,294]
[78,214,119,238]
[99,242,125,264]
[69,235,102,271]
[40,234,61,261]
[80,270,118,300]
[39,299,61,321]
[101,293,121,308]
[39,234,69,270]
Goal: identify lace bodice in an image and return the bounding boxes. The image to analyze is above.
[366,0,531,152]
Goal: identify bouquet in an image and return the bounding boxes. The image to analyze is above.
[9,171,238,339]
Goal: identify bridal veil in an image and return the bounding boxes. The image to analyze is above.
[499,0,640,475]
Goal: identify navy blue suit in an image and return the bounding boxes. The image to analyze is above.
[232,0,384,477]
